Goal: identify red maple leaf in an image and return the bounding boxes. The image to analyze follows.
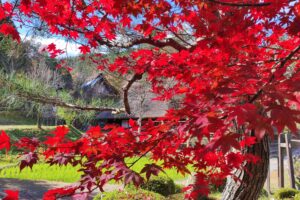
[121,16,131,27]
[0,23,20,42]
[19,152,39,171]
[79,45,91,54]
[47,43,56,51]
[86,126,102,138]
[124,169,144,187]
[3,190,19,200]
[0,130,10,153]
[43,187,76,200]
[140,163,165,180]
[14,137,39,152]
[240,136,256,148]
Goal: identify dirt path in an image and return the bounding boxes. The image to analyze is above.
[0,178,122,200]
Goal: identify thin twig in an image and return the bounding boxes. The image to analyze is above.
[249,44,300,103]
[128,133,168,168]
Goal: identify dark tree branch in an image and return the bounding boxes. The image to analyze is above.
[0,79,123,113]
[128,133,169,168]
[249,44,300,103]
[16,92,123,112]
[279,45,300,69]
[59,24,188,51]
[208,0,271,7]
[95,36,188,51]
[122,73,143,114]
[228,57,300,67]
[169,29,194,47]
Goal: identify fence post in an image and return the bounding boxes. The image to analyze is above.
[278,134,284,188]
[285,133,296,188]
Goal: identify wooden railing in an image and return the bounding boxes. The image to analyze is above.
[266,131,300,194]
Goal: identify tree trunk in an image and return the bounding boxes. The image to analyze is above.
[221,134,270,200]
[37,112,42,129]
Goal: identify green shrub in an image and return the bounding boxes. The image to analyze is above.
[141,176,175,196]
[197,196,217,200]
[6,128,50,140]
[210,180,226,193]
[93,188,165,200]
[294,158,300,190]
[166,193,185,200]
[294,158,300,178]
[274,188,299,199]
[174,184,183,194]
[259,188,268,198]
[294,193,300,200]
[0,111,36,125]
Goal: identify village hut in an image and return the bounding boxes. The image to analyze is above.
[79,73,169,127]
[78,73,120,101]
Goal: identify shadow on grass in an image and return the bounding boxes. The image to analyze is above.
[0,178,70,199]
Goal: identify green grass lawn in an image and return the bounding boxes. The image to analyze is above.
[0,126,191,183]
[125,157,193,181]
[0,156,192,183]
[0,157,273,200]
[0,162,81,182]
[0,125,56,130]
[0,111,56,130]
[0,111,36,125]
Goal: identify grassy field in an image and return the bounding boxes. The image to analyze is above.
[0,156,276,200]
[0,162,81,182]
[0,156,192,183]
[0,126,193,182]
[0,111,56,130]
[0,125,56,130]
[0,111,36,125]
[0,123,279,199]
[125,157,193,181]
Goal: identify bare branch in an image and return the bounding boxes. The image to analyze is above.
[0,79,123,113]
[16,92,123,112]
[58,23,188,51]
[279,45,300,69]
[208,0,271,7]
[128,133,169,168]
[95,36,188,51]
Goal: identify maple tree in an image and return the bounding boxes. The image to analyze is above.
[0,0,300,199]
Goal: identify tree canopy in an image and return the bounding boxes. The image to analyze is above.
[0,0,300,199]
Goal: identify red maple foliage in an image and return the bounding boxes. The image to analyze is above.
[0,130,10,153]
[3,190,19,200]
[0,0,300,199]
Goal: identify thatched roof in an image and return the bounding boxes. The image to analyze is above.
[126,83,168,119]
[77,73,120,100]
[96,93,168,120]
[79,74,168,119]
